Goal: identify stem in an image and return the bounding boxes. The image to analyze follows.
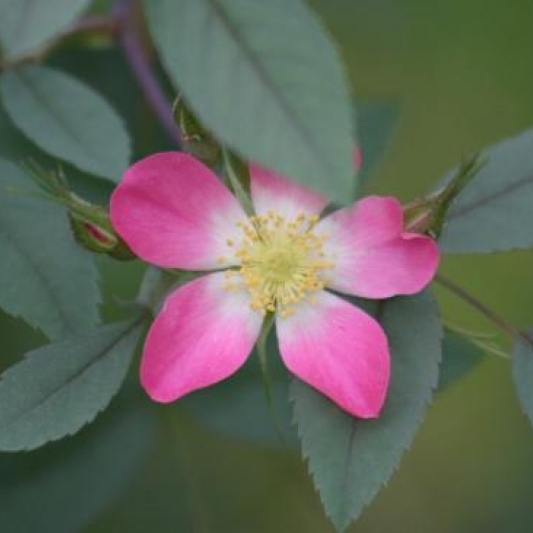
[435,273,533,349]
[113,0,182,147]
[67,15,118,35]
[256,314,286,444]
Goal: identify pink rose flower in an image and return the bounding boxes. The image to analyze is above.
[110,152,439,418]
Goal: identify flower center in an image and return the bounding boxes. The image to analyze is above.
[223,211,334,317]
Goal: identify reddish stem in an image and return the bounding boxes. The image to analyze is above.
[435,273,533,349]
[113,0,182,147]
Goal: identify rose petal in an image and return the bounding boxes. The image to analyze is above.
[277,291,389,418]
[250,163,327,220]
[110,152,246,269]
[316,196,439,298]
[140,272,263,402]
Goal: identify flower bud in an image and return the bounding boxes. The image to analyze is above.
[68,199,135,260]
[403,153,485,237]
[23,161,136,260]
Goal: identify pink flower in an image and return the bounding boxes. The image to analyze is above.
[110,152,439,418]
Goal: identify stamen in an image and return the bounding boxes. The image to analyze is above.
[223,211,335,316]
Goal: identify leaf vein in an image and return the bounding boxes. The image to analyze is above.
[1,318,142,432]
[0,211,74,333]
[449,172,533,220]
[13,68,107,174]
[204,0,327,172]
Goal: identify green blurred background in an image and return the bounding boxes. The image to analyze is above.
[2,0,533,531]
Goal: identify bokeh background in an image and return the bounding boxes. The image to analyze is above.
[1,0,533,531]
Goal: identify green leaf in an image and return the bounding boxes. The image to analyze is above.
[143,0,354,203]
[0,391,155,533]
[439,129,533,253]
[0,318,143,451]
[0,65,131,181]
[292,291,442,532]
[182,343,298,447]
[437,330,484,391]
[0,0,90,59]
[0,158,101,339]
[512,331,533,427]
[355,101,400,188]
[184,373,297,447]
[0,95,114,205]
[0,92,38,160]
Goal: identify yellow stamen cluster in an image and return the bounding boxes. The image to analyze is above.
[223,211,334,317]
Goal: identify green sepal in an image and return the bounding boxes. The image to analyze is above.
[221,148,254,216]
[173,95,222,168]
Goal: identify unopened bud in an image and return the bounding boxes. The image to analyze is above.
[70,215,116,252]
[403,203,438,235]
[22,162,136,260]
[404,153,485,237]
[67,199,135,260]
